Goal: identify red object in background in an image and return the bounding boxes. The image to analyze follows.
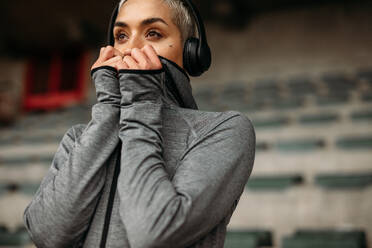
[23,50,89,111]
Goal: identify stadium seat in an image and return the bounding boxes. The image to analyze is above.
[244,102,265,112]
[194,86,220,111]
[336,136,372,149]
[270,97,304,110]
[0,154,54,166]
[298,112,339,125]
[287,76,316,96]
[19,183,41,195]
[316,93,349,106]
[0,136,15,146]
[322,73,356,92]
[0,184,7,196]
[221,81,248,98]
[224,229,273,248]
[282,229,367,248]
[361,91,372,102]
[276,138,325,151]
[350,110,372,121]
[255,141,270,152]
[357,68,372,82]
[217,81,252,111]
[251,116,290,129]
[315,173,372,189]
[15,134,63,145]
[0,226,31,246]
[0,183,41,196]
[246,174,303,190]
[251,79,280,100]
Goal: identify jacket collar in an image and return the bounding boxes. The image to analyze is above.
[159,56,199,110]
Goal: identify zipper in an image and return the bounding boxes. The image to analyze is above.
[100,141,122,248]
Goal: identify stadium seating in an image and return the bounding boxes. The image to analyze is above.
[336,136,372,149]
[224,229,273,248]
[315,173,372,189]
[0,226,31,246]
[298,112,339,125]
[276,138,325,151]
[282,229,367,248]
[246,175,303,190]
[1,66,371,247]
[351,110,372,121]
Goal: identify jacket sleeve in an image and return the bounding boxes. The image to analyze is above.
[23,66,121,248]
[117,68,256,248]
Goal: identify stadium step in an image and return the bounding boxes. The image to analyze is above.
[246,174,303,190]
[224,230,273,248]
[282,229,367,248]
[315,173,372,189]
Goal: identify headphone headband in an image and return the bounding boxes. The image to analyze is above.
[181,0,207,48]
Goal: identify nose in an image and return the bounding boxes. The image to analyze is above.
[125,33,144,52]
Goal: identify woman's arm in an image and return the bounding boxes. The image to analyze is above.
[117,69,256,248]
[23,66,121,248]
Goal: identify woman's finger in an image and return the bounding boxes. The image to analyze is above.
[116,60,129,70]
[102,55,122,67]
[141,45,162,69]
[123,55,140,69]
[131,48,151,69]
[113,47,124,58]
[100,46,116,62]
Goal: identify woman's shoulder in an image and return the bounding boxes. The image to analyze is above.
[175,107,255,141]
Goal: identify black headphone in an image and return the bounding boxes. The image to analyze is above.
[107,0,211,77]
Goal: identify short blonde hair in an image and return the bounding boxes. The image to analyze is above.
[118,0,197,45]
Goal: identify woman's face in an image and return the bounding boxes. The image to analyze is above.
[113,0,184,69]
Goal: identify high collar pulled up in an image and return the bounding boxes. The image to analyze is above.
[159,56,198,110]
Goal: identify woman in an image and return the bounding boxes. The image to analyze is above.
[23,0,256,247]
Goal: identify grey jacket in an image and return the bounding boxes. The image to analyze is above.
[23,56,256,248]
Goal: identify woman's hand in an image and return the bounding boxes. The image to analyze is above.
[91,45,163,71]
[91,46,125,71]
[116,44,163,71]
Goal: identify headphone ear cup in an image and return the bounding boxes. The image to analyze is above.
[183,37,201,77]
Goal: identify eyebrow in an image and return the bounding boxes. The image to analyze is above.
[114,17,169,28]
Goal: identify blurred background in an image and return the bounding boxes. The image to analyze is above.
[0,0,372,247]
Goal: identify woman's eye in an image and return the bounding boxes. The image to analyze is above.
[116,33,127,41]
[147,30,162,39]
